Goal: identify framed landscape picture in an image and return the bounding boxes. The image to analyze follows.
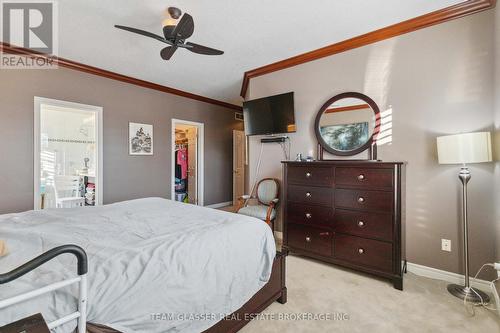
[129,122,153,155]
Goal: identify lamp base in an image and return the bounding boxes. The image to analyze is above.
[447,284,490,304]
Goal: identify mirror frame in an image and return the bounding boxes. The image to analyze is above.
[314,92,380,157]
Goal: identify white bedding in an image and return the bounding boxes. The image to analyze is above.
[0,198,276,332]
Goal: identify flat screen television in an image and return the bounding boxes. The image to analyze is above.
[243,92,296,136]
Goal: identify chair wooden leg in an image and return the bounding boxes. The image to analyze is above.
[235,198,245,213]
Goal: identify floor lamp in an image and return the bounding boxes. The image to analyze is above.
[436,132,492,303]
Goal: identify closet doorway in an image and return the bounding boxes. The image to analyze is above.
[34,97,103,210]
[171,119,204,206]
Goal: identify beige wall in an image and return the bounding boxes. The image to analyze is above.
[247,10,497,278]
[0,67,243,214]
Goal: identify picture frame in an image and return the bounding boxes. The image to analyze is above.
[129,122,153,155]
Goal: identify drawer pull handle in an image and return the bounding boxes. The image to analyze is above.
[357,221,365,227]
[358,248,365,254]
[305,172,312,178]
[319,232,330,236]
[305,213,312,219]
[306,192,312,198]
[357,197,365,203]
[357,174,365,181]
[305,236,311,243]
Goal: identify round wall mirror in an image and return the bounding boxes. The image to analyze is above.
[314,92,379,156]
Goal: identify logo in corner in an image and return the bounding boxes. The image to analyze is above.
[1,0,58,69]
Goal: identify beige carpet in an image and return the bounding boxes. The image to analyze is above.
[219,205,238,213]
[241,255,500,333]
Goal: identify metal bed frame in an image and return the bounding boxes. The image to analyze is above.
[0,245,88,332]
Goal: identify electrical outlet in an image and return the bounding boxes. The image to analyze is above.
[441,239,451,252]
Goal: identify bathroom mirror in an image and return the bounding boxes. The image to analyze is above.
[314,92,379,157]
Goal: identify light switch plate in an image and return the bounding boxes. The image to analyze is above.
[441,239,451,252]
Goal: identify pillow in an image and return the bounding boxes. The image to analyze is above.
[0,240,7,257]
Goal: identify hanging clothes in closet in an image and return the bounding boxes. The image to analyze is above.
[177,147,188,179]
[174,142,188,202]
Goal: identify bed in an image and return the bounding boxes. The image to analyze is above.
[0,198,287,333]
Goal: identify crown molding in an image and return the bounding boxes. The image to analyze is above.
[0,42,242,111]
[240,0,496,98]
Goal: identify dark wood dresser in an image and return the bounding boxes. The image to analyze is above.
[282,160,406,289]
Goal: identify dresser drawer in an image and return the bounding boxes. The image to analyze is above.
[287,224,332,257]
[335,189,393,213]
[287,166,333,186]
[287,223,306,250]
[287,203,333,227]
[306,227,333,257]
[288,184,332,206]
[335,167,394,189]
[335,209,393,241]
[334,234,393,272]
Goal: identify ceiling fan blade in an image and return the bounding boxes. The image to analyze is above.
[160,46,178,60]
[184,42,224,55]
[115,25,171,44]
[172,13,194,40]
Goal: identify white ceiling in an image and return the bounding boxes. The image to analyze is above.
[57,0,462,105]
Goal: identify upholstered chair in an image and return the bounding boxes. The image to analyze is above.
[236,178,280,231]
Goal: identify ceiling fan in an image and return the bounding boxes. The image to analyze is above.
[115,7,224,60]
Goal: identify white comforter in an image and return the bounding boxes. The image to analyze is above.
[0,198,276,332]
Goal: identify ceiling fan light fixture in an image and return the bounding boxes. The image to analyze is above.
[162,17,177,27]
[162,6,182,27]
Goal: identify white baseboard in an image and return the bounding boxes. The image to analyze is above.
[407,262,491,291]
[205,201,233,209]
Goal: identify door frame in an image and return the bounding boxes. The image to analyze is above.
[34,97,103,210]
[233,130,245,205]
[171,119,204,206]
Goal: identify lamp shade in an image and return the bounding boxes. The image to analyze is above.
[436,132,492,165]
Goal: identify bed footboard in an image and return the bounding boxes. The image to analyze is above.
[0,245,88,333]
[203,249,288,333]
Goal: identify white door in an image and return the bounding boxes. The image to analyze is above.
[233,130,245,205]
[187,127,198,204]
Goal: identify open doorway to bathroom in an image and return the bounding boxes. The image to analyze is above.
[34,97,103,210]
[171,119,204,206]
